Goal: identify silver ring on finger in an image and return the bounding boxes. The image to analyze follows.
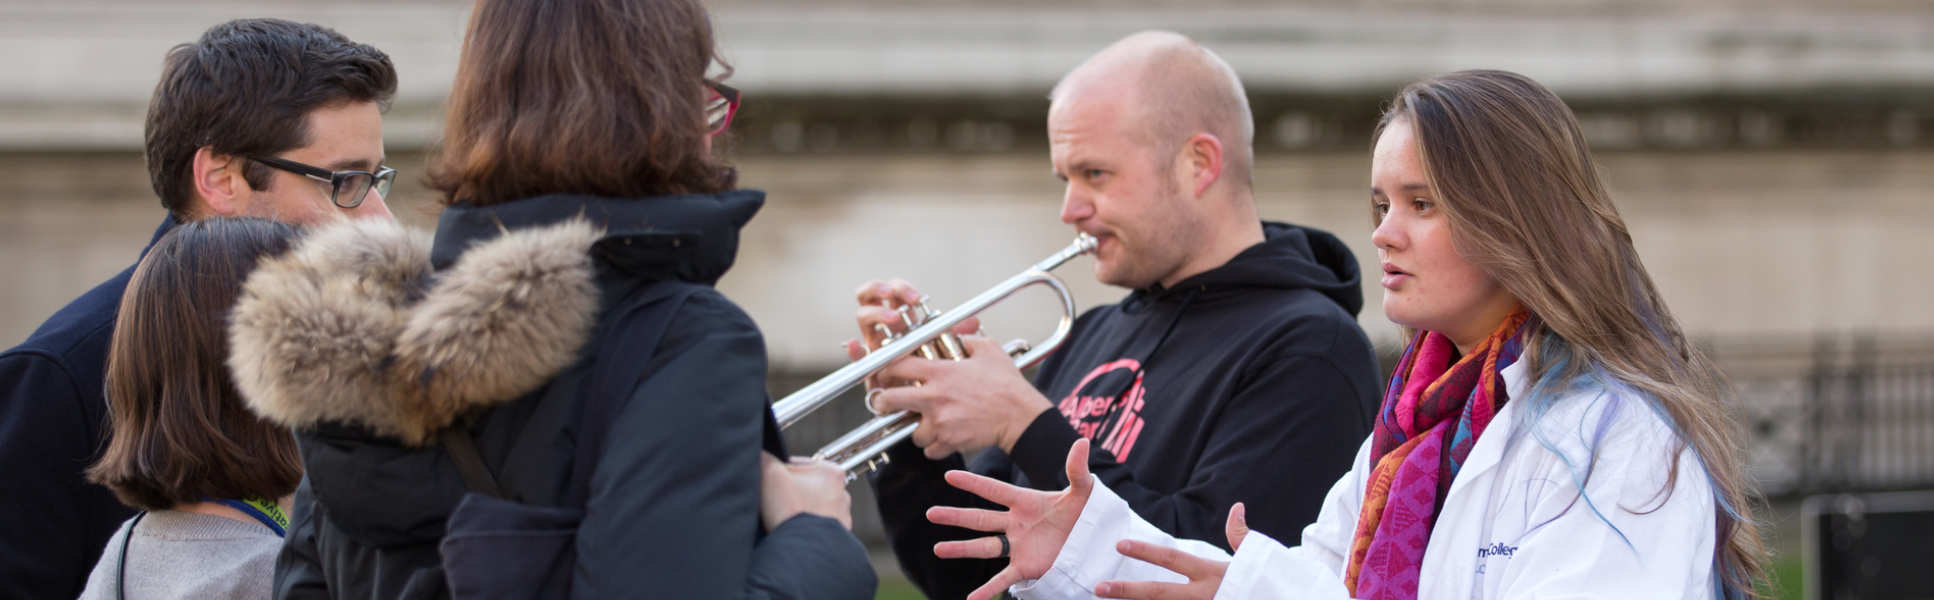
[865,387,887,416]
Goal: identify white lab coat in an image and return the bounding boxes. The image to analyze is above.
[1013,361,1719,599]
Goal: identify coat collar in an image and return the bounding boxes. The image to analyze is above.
[229,217,605,445]
[430,190,764,285]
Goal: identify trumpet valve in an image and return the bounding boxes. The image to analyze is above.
[917,300,973,359]
[1002,338,1032,358]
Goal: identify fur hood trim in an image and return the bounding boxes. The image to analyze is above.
[229,217,602,445]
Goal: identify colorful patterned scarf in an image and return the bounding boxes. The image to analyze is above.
[1343,310,1534,599]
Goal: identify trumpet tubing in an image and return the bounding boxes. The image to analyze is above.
[773,234,1097,479]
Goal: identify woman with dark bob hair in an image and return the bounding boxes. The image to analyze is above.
[79,217,303,599]
[914,71,1767,600]
[226,0,874,597]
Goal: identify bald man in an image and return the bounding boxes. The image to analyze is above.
[851,31,1381,598]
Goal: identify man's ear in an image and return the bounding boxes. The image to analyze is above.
[1180,133,1224,197]
[191,146,244,217]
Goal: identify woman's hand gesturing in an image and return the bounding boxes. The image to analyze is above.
[1094,502,1250,600]
[926,439,1097,600]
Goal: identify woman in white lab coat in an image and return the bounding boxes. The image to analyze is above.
[917,70,1768,600]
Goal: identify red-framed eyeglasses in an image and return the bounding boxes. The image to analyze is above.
[706,83,741,137]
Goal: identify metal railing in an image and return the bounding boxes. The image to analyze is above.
[1714,332,1934,498]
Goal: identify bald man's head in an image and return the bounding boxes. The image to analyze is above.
[1050,31,1255,190]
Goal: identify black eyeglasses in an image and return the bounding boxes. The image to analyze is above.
[706,83,741,137]
[248,155,396,209]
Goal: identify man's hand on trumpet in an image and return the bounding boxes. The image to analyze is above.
[849,279,937,389]
[845,279,1058,460]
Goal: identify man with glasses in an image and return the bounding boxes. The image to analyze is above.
[0,18,396,598]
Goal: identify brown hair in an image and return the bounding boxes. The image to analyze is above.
[428,0,736,207]
[145,18,397,219]
[87,218,304,510]
[1373,70,1765,595]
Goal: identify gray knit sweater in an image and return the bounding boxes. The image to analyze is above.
[76,510,281,599]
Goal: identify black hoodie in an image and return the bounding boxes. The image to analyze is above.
[236,192,875,599]
[873,221,1380,599]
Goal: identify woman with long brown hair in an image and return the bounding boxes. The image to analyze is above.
[912,70,1766,600]
[78,218,303,599]
[226,0,874,597]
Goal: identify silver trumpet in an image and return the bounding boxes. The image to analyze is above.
[772,233,1098,480]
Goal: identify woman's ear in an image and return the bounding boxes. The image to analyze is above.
[192,146,243,217]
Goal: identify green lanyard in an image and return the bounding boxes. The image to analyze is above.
[208,497,288,537]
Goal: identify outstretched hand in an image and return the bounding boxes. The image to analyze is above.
[926,439,1096,600]
[1092,502,1250,600]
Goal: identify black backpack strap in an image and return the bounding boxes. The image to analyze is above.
[116,512,146,600]
[438,282,698,504]
[563,282,701,506]
[441,427,507,499]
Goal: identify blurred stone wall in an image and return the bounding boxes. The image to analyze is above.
[7,146,1929,362]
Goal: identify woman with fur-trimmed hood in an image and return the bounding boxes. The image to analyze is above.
[225,0,875,597]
